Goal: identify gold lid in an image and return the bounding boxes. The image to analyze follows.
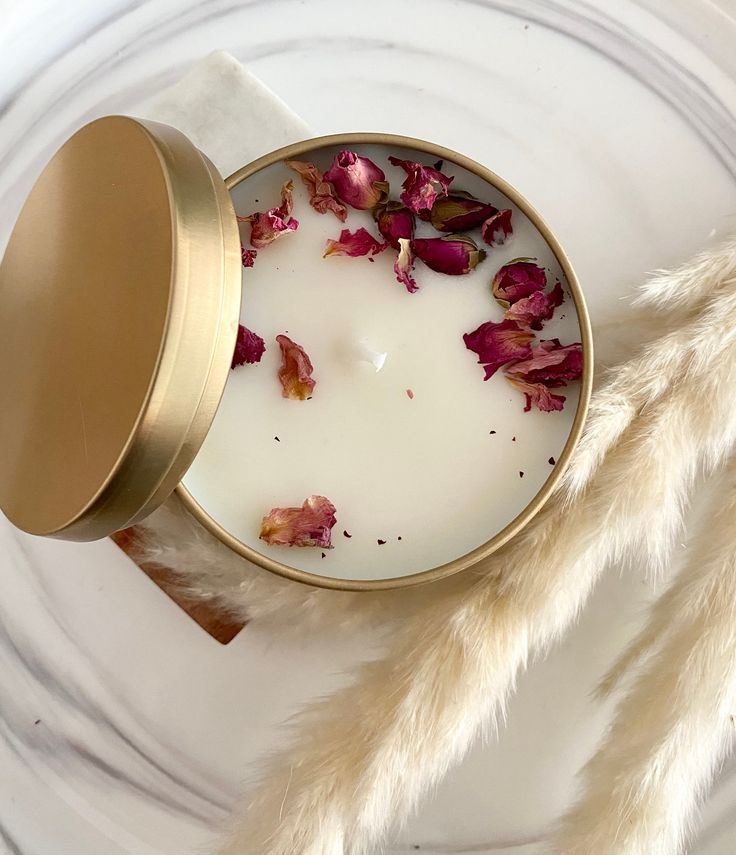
[0,116,241,540]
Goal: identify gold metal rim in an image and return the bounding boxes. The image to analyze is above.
[176,132,594,592]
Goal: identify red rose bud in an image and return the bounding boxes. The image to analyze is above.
[463,319,534,379]
[412,235,486,275]
[388,155,454,214]
[276,334,316,400]
[374,201,415,249]
[238,180,298,248]
[492,259,546,306]
[323,227,388,258]
[259,495,337,548]
[428,191,498,232]
[505,376,566,413]
[481,209,513,247]
[504,339,583,385]
[231,324,266,368]
[323,150,389,210]
[286,159,348,222]
[394,238,418,293]
[241,246,257,268]
[505,282,564,330]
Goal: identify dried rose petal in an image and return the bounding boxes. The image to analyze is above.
[388,155,453,214]
[323,227,388,258]
[374,202,415,249]
[324,151,389,210]
[286,159,348,221]
[481,209,513,247]
[505,339,583,385]
[426,191,498,232]
[506,376,566,413]
[259,495,337,548]
[238,180,298,249]
[394,237,418,293]
[505,282,564,330]
[241,246,257,268]
[413,235,486,275]
[231,324,266,368]
[276,334,316,400]
[463,319,534,379]
[492,259,546,307]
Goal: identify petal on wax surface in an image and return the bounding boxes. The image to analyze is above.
[276,334,316,400]
[394,238,419,293]
[428,191,497,232]
[504,339,583,385]
[413,235,486,275]
[259,495,337,548]
[505,376,567,412]
[231,324,266,368]
[481,209,513,247]
[388,155,454,214]
[492,259,547,306]
[504,282,564,330]
[463,318,535,379]
[238,180,299,249]
[324,150,389,210]
[375,201,415,249]
[323,227,388,258]
[286,159,348,221]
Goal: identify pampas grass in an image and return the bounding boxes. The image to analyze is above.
[551,461,736,855]
[197,240,736,855]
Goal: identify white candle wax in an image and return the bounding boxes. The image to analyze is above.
[181,145,582,582]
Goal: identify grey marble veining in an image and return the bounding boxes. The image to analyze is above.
[1,3,736,854]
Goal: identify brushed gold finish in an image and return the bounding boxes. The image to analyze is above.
[176,132,594,592]
[0,116,241,539]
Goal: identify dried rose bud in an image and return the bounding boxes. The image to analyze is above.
[374,201,415,249]
[427,191,498,232]
[238,180,298,249]
[286,159,348,221]
[323,227,388,258]
[492,259,546,307]
[388,155,453,214]
[481,209,513,246]
[413,235,486,275]
[394,238,418,293]
[241,246,257,268]
[260,495,337,548]
[505,282,564,330]
[504,339,583,385]
[323,150,389,210]
[505,376,566,413]
[463,319,534,379]
[276,334,316,400]
[231,324,266,368]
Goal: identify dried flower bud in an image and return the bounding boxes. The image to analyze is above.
[324,150,389,210]
[427,191,497,232]
[492,259,546,306]
[413,235,486,275]
[374,201,415,249]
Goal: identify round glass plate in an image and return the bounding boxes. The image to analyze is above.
[1,2,735,854]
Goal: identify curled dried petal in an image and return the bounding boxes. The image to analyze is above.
[324,150,389,210]
[492,259,546,306]
[506,376,566,412]
[504,339,583,385]
[238,180,298,249]
[231,324,266,368]
[374,201,415,249]
[394,238,418,293]
[504,281,564,330]
[323,227,388,258]
[413,235,486,275]
[241,246,257,268]
[276,334,316,400]
[463,319,534,379]
[481,209,513,246]
[259,495,337,548]
[388,155,454,214]
[286,159,348,221]
[427,191,498,232]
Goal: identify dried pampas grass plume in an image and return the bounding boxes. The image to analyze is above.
[209,240,736,855]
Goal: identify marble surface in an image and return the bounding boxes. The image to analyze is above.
[2,1,736,853]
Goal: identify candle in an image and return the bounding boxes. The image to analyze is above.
[180,144,583,583]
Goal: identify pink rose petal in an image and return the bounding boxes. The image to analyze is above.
[492,259,547,306]
[231,324,266,368]
[374,201,415,249]
[286,159,348,221]
[505,377,566,413]
[394,237,418,293]
[241,246,257,268]
[413,235,486,275]
[481,209,514,247]
[324,150,389,210]
[323,227,388,258]
[504,282,564,330]
[505,339,583,385]
[388,155,454,214]
[276,334,316,400]
[238,180,299,249]
[463,319,535,379]
[259,495,337,548]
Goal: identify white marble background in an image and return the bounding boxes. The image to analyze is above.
[2,1,736,853]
